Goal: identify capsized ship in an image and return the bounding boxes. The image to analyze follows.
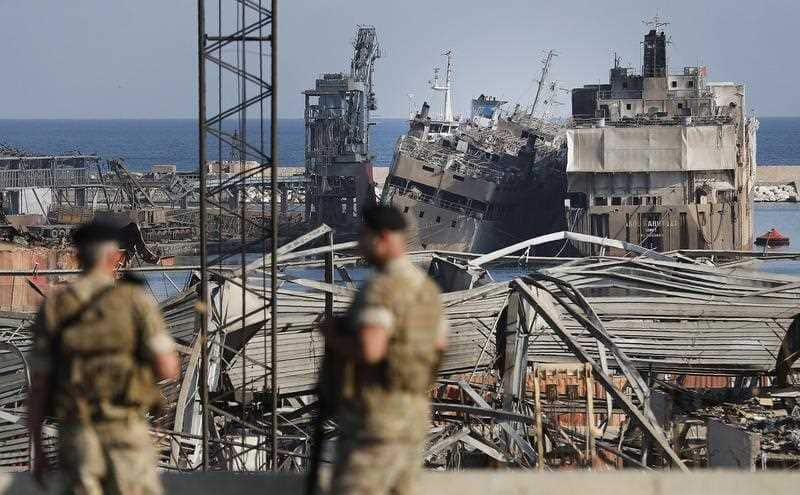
[381,52,567,253]
[566,19,758,255]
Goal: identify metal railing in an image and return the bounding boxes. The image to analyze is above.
[568,115,735,128]
[0,167,89,189]
[597,90,643,100]
[397,136,508,184]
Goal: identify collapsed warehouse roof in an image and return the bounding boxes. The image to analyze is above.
[0,227,797,471]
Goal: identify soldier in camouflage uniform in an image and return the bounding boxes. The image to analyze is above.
[27,219,179,495]
[321,205,448,495]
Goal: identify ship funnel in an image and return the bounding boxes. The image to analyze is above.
[643,28,667,77]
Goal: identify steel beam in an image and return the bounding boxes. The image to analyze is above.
[511,279,688,471]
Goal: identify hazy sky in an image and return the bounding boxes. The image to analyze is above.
[2,0,798,119]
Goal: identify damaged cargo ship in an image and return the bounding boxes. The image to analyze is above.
[381,52,567,253]
[566,20,758,254]
[383,21,757,256]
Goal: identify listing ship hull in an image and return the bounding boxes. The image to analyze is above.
[389,193,490,252]
[384,131,567,254]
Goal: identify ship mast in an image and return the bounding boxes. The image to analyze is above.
[431,50,454,122]
[529,49,557,117]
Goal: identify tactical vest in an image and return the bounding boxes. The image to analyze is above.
[380,278,442,394]
[352,270,441,390]
[50,283,161,423]
[345,270,444,440]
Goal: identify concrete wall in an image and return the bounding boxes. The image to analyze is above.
[707,420,761,470]
[757,166,800,182]
[573,201,736,253]
[4,471,800,495]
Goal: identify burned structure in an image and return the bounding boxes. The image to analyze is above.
[567,20,758,253]
[0,145,308,260]
[303,26,381,229]
[0,150,99,241]
[1,7,797,481]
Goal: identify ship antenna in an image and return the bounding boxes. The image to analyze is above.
[643,13,670,32]
[530,49,557,118]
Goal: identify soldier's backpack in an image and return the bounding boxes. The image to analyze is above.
[47,281,162,422]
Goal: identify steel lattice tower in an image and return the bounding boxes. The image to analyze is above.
[197,0,278,471]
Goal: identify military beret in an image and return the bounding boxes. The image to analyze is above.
[71,218,126,246]
[362,205,407,232]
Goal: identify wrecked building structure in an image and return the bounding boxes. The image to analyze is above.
[1,5,798,480]
[0,145,309,260]
[567,21,758,253]
[0,226,797,472]
[303,26,381,229]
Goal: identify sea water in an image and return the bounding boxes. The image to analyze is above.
[0,118,409,171]
[1,117,798,169]
[1,118,798,299]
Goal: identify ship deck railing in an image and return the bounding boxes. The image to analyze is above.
[459,127,528,156]
[568,115,735,128]
[397,136,510,185]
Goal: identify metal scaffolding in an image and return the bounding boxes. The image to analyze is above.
[197,0,277,470]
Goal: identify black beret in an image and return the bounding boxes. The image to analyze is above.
[71,218,126,246]
[362,205,407,232]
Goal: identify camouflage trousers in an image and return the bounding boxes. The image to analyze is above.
[58,418,162,495]
[330,434,424,495]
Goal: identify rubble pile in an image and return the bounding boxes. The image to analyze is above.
[694,399,800,455]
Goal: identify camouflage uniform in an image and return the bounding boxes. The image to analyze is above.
[331,257,446,495]
[30,272,175,495]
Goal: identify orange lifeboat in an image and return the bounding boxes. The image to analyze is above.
[755,228,790,247]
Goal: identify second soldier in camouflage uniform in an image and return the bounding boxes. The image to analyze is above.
[27,219,179,495]
[321,205,448,495]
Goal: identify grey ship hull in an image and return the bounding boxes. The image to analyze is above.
[385,150,567,254]
[389,193,507,253]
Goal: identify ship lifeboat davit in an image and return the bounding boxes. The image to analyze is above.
[755,228,790,247]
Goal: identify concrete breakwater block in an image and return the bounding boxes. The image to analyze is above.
[3,471,800,494]
[754,184,798,202]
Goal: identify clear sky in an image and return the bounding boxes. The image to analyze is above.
[1,0,797,119]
